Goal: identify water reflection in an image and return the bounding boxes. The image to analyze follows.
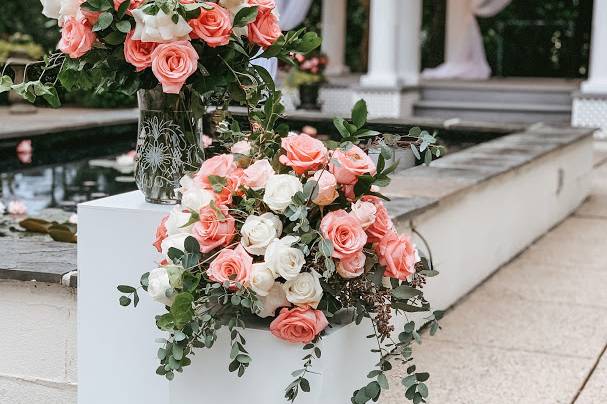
[1,155,137,216]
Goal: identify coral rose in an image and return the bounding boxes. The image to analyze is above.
[248,0,276,11]
[189,2,232,47]
[361,195,395,244]
[248,9,281,48]
[310,171,338,207]
[192,204,236,253]
[329,145,377,185]
[270,307,328,344]
[194,154,237,189]
[58,17,96,58]
[376,232,418,281]
[124,30,157,72]
[153,214,169,252]
[279,133,328,175]
[151,41,198,94]
[242,159,275,190]
[320,210,367,259]
[207,244,253,288]
[113,0,145,15]
[337,251,366,279]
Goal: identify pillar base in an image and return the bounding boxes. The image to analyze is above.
[572,92,607,139]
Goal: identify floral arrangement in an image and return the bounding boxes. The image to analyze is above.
[0,0,320,107]
[286,51,328,88]
[118,100,443,403]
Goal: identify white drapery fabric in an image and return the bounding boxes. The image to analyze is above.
[251,0,314,78]
[422,0,511,80]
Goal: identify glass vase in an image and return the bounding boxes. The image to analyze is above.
[135,87,204,204]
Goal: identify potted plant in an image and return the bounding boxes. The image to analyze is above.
[287,52,328,110]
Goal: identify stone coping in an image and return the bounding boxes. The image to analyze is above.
[0,124,594,288]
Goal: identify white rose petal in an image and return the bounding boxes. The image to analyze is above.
[284,271,323,309]
[40,0,62,20]
[132,7,192,43]
[231,140,252,156]
[181,187,215,212]
[161,233,189,257]
[257,282,290,318]
[148,267,175,306]
[263,174,303,213]
[240,213,283,256]
[264,236,305,281]
[250,263,277,297]
[0,201,5,215]
[165,208,194,236]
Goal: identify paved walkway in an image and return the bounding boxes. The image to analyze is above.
[384,142,607,404]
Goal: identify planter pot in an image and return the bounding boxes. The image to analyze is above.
[170,323,377,404]
[369,146,417,173]
[135,87,204,204]
[298,84,321,110]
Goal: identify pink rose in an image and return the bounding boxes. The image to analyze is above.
[350,200,377,229]
[207,244,253,288]
[201,135,213,149]
[329,145,377,185]
[320,210,367,259]
[243,159,275,191]
[270,307,328,344]
[194,154,237,189]
[58,17,96,59]
[231,140,252,155]
[79,0,101,25]
[361,196,394,244]
[153,214,169,252]
[311,171,338,207]
[337,251,366,279]
[151,41,199,94]
[189,2,232,47]
[124,30,157,72]
[279,133,328,175]
[248,0,275,11]
[113,0,145,15]
[376,232,417,281]
[192,204,236,253]
[248,9,281,48]
[7,201,27,216]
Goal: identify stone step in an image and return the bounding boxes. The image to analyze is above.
[414,100,572,124]
[420,79,579,105]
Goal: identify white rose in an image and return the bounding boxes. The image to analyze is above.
[350,200,377,229]
[257,282,290,318]
[240,213,283,256]
[161,233,189,256]
[231,140,252,156]
[148,267,175,306]
[181,187,215,212]
[284,271,323,309]
[132,7,192,43]
[165,208,193,236]
[264,236,305,281]
[40,0,62,20]
[250,263,276,297]
[263,174,303,213]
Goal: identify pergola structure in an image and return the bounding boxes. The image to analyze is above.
[317,0,607,136]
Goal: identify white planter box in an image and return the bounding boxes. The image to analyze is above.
[78,191,376,404]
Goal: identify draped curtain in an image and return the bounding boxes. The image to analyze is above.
[422,0,511,80]
[251,0,314,78]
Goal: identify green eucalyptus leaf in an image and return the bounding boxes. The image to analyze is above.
[94,12,113,32]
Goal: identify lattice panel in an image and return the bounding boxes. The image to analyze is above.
[572,97,607,139]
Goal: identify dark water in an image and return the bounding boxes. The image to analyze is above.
[0,125,138,215]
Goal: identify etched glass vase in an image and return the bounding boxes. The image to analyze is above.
[135,87,204,204]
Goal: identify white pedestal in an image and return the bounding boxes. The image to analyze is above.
[78,191,377,404]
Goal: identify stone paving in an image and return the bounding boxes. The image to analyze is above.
[383,144,607,404]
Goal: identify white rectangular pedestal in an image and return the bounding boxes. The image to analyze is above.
[78,191,377,404]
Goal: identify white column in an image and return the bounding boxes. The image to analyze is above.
[582,0,607,93]
[360,0,399,88]
[397,0,422,86]
[321,0,347,76]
